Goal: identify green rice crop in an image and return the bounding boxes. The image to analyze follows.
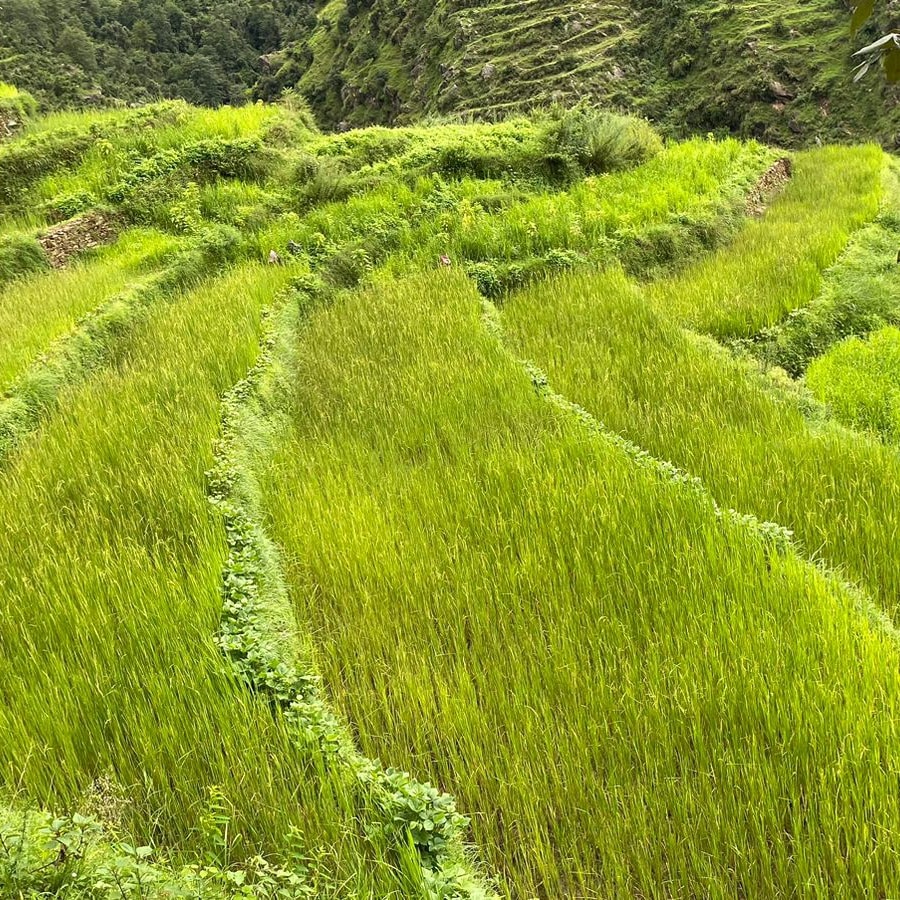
[754,159,900,375]
[260,269,900,897]
[501,151,900,620]
[649,146,883,336]
[807,325,900,443]
[0,261,411,894]
[3,94,896,897]
[0,230,176,390]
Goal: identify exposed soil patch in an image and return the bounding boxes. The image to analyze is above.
[746,157,793,217]
[39,212,120,268]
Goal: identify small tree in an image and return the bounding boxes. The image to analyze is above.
[849,1,899,82]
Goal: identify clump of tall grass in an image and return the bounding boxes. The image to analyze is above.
[543,105,663,175]
[807,326,900,443]
[0,232,47,289]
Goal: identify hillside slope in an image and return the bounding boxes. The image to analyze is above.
[0,0,317,108]
[2,0,897,146]
[260,0,900,146]
[3,94,900,897]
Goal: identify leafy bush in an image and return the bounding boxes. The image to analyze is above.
[466,249,582,297]
[41,190,95,223]
[0,233,48,287]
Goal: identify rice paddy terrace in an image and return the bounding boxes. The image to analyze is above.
[2,94,900,898]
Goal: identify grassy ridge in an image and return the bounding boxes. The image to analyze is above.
[0,230,176,390]
[0,101,297,228]
[0,261,412,894]
[259,268,900,897]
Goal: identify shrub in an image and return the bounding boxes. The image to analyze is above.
[542,106,663,176]
[41,190,95,223]
[0,234,49,288]
[295,157,355,208]
[0,84,37,123]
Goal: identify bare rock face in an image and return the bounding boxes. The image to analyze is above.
[769,80,795,101]
[481,63,496,81]
[0,117,20,141]
[38,212,120,269]
[610,65,625,80]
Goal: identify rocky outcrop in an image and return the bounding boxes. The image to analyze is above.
[38,212,119,268]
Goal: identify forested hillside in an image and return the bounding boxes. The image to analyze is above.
[0,0,316,107]
[1,0,899,146]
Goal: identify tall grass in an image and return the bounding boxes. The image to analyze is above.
[0,230,176,390]
[501,148,900,622]
[0,261,409,895]
[754,158,900,374]
[807,325,900,443]
[650,145,883,336]
[34,103,288,207]
[260,269,900,897]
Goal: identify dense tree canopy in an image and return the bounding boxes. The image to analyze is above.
[0,0,316,108]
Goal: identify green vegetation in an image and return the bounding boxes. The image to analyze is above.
[0,260,426,897]
[0,1,315,109]
[2,0,899,148]
[0,82,37,134]
[264,0,900,147]
[808,326,900,443]
[2,83,900,899]
[0,801,305,898]
[0,232,47,289]
[753,159,900,375]
[0,230,173,390]
[646,146,884,337]
[257,266,900,897]
[503,147,900,619]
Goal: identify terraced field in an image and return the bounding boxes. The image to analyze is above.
[281,0,900,147]
[2,96,900,898]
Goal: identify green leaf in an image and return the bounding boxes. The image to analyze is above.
[851,0,876,33]
[885,45,900,82]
